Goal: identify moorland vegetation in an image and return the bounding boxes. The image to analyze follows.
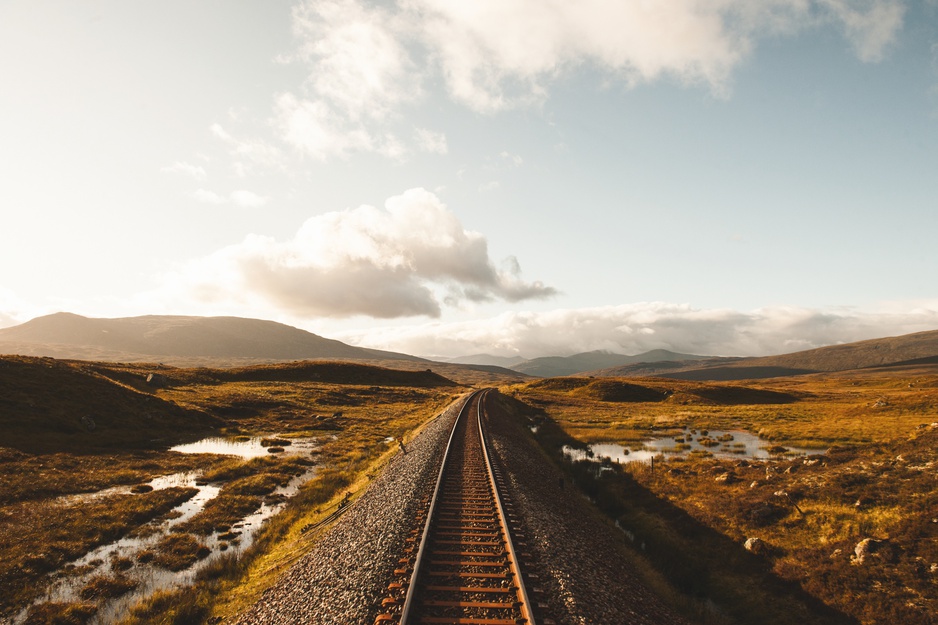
[0,356,460,624]
[505,365,938,625]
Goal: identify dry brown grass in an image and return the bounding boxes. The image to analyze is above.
[506,367,938,625]
[0,355,460,620]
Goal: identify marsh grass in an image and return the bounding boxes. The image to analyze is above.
[0,487,198,612]
[2,356,459,619]
[152,534,211,571]
[22,600,98,625]
[508,371,938,625]
[79,574,138,600]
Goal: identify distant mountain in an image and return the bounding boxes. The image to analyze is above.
[0,313,424,365]
[511,349,710,377]
[650,329,938,381]
[437,353,528,367]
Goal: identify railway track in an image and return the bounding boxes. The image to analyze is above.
[376,390,541,625]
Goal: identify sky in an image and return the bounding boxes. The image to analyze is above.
[1,0,937,359]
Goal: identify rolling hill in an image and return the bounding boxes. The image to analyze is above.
[593,329,938,381]
[511,349,710,377]
[0,313,424,365]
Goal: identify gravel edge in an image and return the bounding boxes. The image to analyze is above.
[233,394,467,625]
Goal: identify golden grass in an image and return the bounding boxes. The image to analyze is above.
[507,369,938,625]
[0,355,462,620]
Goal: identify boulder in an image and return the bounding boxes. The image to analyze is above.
[744,537,767,555]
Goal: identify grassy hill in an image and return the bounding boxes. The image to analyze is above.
[0,313,424,365]
[0,356,219,453]
[512,349,710,377]
[593,330,938,381]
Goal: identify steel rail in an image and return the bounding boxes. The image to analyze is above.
[396,388,537,625]
[398,389,485,624]
[477,390,537,625]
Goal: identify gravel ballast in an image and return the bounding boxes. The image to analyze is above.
[235,390,688,624]
[234,395,466,625]
[483,393,690,625]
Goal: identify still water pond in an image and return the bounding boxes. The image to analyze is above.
[564,429,824,464]
[170,435,317,458]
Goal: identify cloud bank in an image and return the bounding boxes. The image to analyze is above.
[269,0,905,159]
[157,188,555,318]
[335,301,938,359]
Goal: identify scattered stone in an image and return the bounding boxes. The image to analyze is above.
[744,537,767,555]
[853,538,890,564]
[146,373,167,387]
[80,416,96,432]
[714,472,736,484]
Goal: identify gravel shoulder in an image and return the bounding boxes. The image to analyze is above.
[234,390,689,625]
[483,392,692,625]
[233,394,466,625]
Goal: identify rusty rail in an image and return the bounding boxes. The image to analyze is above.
[376,389,538,625]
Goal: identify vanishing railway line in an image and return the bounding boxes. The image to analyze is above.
[376,390,542,625]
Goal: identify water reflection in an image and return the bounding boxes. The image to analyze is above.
[18,436,320,624]
[170,435,316,458]
[564,429,823,464]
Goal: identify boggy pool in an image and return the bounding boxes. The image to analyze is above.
[564,428,824,464]
[17,435,318,624]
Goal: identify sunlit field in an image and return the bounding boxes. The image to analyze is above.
[504,366,938,625]
[0,356,460,624]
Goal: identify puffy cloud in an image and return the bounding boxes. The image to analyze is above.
[283,0,906,120]
[157,188,555,318]
[336,301,938,359]
[161,161,207,180]
[274,92,406,160]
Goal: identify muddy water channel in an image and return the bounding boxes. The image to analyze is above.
[564,428,824,464]
[17,436,318,624]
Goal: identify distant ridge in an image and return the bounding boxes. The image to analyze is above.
[596,329,938,381]
[511,349,710,377]
[437,353,527,368]
[0,313,424,365]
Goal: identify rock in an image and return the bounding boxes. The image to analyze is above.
[749,481,759,489]
[146,373,167,387]
[744,537,767,555]
[853,538,891,564]
[714,472,736,484]
[80,416,96,431]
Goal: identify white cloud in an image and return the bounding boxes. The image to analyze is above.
[819,0,905,62]
[210,122,284,170]
[274,92,406,160]
[153,188,555,318]
[269,0,905,160]
[336,301,938,359]
[161,161,207,180]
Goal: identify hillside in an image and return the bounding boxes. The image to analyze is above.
[512,349,710,377]
[647,329,938,381]
[0,355,219,453]
[0,313,423,365]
